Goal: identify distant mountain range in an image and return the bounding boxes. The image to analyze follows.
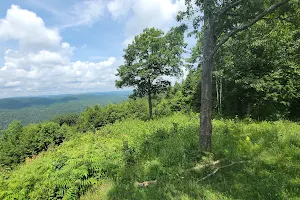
[0,91,132,130]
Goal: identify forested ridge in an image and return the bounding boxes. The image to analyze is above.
[0,91,131,131]
[1,0,300,199]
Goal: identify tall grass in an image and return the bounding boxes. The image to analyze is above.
[0,113,299,199]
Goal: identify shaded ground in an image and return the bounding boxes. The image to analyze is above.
[106,121,300,200]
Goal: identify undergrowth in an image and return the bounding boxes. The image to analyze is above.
[0,113,299,199]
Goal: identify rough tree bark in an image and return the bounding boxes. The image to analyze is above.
[199,0,290,152]
[148,80,153,119]
[200,1,216,151]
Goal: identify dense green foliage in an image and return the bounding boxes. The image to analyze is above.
[0,120,73,167]
[0,97,148,167]
[211,14,300,120]
[0,91,131,131]
[178,0,297,151]
[0,94,169,167]
[181,7,300,121]
[1,113,299,199]
[116,27,186,118]
[75,92,193,134]
[76,98,149,132]
[53,113,79,127]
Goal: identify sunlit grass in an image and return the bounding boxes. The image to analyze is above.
[1,113,299,199]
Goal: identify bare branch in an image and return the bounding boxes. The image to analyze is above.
[190,159,222,172]
[227,12,271,20]
[212,0,291,57]
[135,180,157,187]
[198,160,250,181]
[217,0,244,17]
[199,166,220,181]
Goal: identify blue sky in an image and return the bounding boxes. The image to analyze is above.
[0,0,187,98]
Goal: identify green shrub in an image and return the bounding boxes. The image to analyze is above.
[76,98,148,132]
[53,113,79,126]
[0,121,72,167]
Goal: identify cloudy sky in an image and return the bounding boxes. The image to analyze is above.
[0,0,187,98]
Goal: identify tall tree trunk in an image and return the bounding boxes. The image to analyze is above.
[216,73,219,114]
[200,3,215,152]
[148,81,153,119]
[220,77,222,114]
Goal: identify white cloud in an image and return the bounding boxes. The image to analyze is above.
[107,0,186,45]
[27,0,105,28]
[62,0,105,28]
[0,49,120,98]
[0,5,61,52]
[0,1,188,98]
[107,0,133,20]
[0,5,119,98]
[4,81,21,87]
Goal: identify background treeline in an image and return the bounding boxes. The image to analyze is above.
[187,16,300,120]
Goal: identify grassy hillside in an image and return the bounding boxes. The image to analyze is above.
[1,113,299,199]
[0,91,131,130]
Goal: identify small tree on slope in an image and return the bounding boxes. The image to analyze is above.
[116,27,187,119]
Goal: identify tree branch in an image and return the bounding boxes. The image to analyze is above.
[226,12,272,21]
[212,0,291,57]
[135,180,157,187]
[216,0,244,17]
[198,160,250,181]
[189,159,222,172]
[135,160,250,186]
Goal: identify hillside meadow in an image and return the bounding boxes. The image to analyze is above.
[1,113,299,200]
[0,0,300,199]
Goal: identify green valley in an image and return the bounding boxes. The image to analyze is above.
[0,91,131,131]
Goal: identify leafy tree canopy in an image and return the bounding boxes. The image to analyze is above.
[116,27,187,117]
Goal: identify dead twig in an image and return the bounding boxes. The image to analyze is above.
[135,180,157,187]
[135,160,250,187]
[199,160,250,182]
[190,159,222,172]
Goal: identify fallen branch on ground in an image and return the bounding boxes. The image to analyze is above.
[135,160,250,187]
[134,180,157,187]
[189,159,222,172]
[198,160,250,181]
